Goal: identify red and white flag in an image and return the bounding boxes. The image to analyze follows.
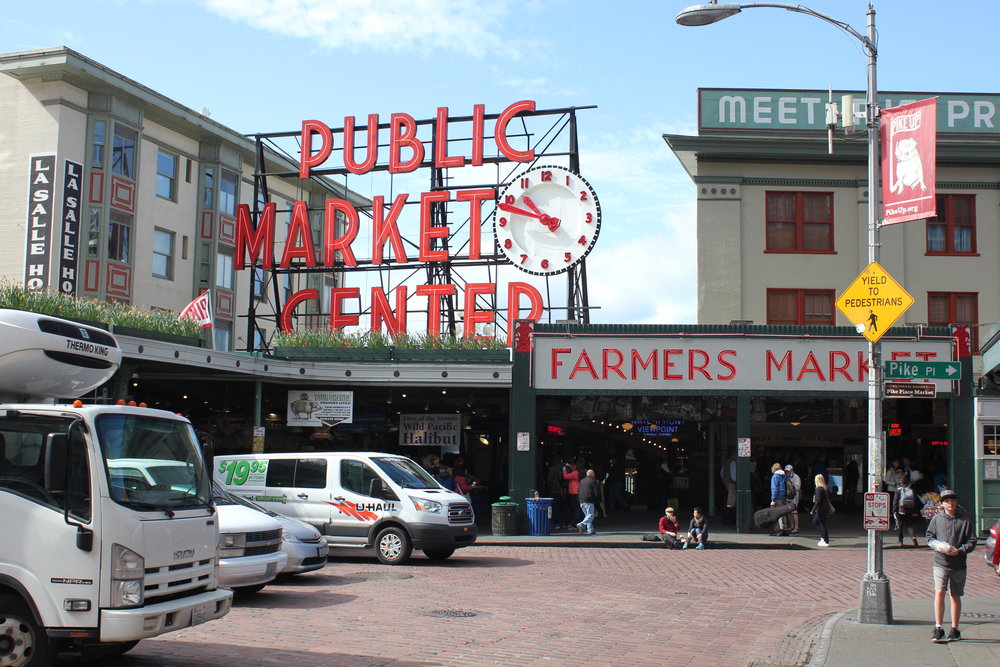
[881,97,937,225]
[179,291,213,329]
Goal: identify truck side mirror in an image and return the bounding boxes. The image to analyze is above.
[369,477,386,498]
[44,432,68,494]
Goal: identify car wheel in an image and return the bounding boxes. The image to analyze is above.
[423,547,456,562]
[233,583,267,595]
[375,526,412,565]
[0,594,56,667]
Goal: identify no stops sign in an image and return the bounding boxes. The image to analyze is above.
[863,492,891,531]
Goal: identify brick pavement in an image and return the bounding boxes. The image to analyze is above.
[108,546,999,667]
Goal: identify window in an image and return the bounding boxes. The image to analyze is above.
[767,289,835,325]
[111,125,138,179]
[152,229,174,279]
[985,424,1000,457]
[203,168,214,208]
[108,210,131,263]
[88,209,101,257]
[213,321,231,351]
[215,249,233,289]
[92,120,106,168]
[252,267,265,297]
[341,460,383,497]
[929,292,978,351]
[765,192,834,252]
[219,170,238,215]
[927,194,976,255]
[266,458,328,488]
[156,150,177,200]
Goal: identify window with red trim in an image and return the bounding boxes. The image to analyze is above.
[767,289,835,325]
[927,194,976,255]
[765,192,834,252]
[929,292,978,352]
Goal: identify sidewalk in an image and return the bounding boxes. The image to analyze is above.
[814,595,1000,667]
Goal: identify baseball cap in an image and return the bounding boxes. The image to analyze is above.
[939,489,958,500]
[784,465,793,471]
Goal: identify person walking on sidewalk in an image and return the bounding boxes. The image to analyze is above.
[811,474,835,547]
[784,464,801,534]
[894,478,921,547]
[926,489,977,643]
[576,469,601,535]
[562,463,582,526]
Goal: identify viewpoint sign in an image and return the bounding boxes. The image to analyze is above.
[699,89,1000,134]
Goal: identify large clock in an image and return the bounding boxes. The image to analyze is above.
[495,165,601,275]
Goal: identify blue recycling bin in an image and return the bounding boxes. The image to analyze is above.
[525,497,553,536]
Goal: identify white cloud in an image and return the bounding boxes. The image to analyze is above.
[197,0,513,57]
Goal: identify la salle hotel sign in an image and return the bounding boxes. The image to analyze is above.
[237,101,550,341]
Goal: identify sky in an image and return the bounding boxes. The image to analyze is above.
[5,0,1000,327]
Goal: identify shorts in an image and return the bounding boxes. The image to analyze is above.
[932,566,967,596]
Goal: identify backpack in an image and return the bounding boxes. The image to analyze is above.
[785,475,797,500]
[899,486,915,509]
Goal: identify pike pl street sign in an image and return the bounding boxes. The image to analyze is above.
[884,360,961,380]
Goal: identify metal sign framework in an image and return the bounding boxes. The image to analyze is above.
[242,105,597,352]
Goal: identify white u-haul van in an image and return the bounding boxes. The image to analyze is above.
[0,308,231,666]
[214,452,477,564]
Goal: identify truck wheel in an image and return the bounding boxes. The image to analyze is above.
[375,527,412,565]
[0,595,55,667]
[423,547,456,562]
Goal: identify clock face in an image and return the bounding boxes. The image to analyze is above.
[495,165,601,275]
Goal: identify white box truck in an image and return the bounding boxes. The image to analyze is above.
[0,308,232,666]
[214,452,477,564]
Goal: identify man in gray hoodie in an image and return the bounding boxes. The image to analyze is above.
[926,489,977,643]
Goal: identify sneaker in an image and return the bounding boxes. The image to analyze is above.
[682,541,689,550]
[817,540,829,547]
[931,627,945,643]
[696,543,705,550]
[577,524,584,534]
[947,627,961,642]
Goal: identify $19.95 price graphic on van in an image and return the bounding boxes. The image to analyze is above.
[218,459,268,486]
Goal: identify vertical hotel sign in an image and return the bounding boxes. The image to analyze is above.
[59,160,83,294]
[881,98,937,225]
[24,154,56,290]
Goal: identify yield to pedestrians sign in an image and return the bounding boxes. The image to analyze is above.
[863,492,891,531]
[836,262,914,343]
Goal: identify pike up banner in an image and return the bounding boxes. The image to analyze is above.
[881,98,937,226]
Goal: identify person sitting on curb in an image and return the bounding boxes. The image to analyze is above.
[684,507,709,550]
[659,506,683,548]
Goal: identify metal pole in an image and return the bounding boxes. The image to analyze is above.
[858,2,892,624]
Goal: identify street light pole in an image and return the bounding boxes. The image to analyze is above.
[677,1,892,624]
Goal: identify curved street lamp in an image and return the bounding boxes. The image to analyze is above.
[677,1,891,625]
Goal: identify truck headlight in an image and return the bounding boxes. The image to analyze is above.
[219,533,246,557]
[111,544,144,608]
[409,497,442,513]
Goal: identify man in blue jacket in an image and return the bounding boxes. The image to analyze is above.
[926,489,977,643]
[769,462,788,536]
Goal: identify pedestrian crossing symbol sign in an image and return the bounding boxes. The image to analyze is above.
[836,261,914,343]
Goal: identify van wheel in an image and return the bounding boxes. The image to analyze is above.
[375,527,412,565]
[0,594,56,667]
[423,547,455,562]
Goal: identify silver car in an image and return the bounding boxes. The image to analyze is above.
[213,484,329,575]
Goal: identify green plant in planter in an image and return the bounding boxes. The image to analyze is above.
[272,328,508,350]
[0,282,202,337]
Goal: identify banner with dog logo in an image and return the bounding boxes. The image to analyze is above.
[881,97,937,225]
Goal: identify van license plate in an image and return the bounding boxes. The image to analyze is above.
[191,602,212,626]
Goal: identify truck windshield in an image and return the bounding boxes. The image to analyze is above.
[371,456,441,490]
[97,414,212,510]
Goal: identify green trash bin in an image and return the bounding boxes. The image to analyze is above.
[491,496,518,536]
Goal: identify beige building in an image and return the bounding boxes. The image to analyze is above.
[665,88,1000,373]
[0,47,362,351]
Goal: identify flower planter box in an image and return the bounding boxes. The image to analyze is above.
[270,347,509,363]
[111,325,201,347]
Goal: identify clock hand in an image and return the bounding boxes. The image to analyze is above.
[498,202,542,219]
[521,196,544,217]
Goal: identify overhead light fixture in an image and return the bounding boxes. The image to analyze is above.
[479,435,490,446]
